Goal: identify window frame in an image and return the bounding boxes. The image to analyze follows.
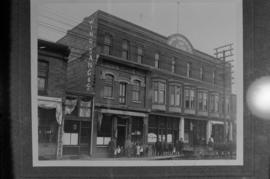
[132,80,141,102]
[103,34,112,55]
[103,74,114,98]
[169,84,182,107]
[153,80,166,105]
[119,82,127,104]
[38,60,49,94]
[121,39,129,60]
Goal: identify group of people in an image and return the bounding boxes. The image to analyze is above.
[108,138,146,158]
[154,138,184,156]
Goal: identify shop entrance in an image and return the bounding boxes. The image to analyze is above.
[116,118,127,148]
[38,107,58,160]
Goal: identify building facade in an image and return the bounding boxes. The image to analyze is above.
[57,10,236,159]
[37,39,70,160]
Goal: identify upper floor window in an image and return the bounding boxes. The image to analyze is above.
[137,47,143,64]
[169,85,182,107]
[200,65,204,80]
[153,81,165,104]
[119,82,127,104]
[122,40,129,59]
[104,34,112,55]
[198,91,208,112]
[212,70,216,84]
[210,93,219,113]
[184,88,195,110]
[38,60,49,93]
[171,58,176,73]
[132,80,141,102]
[225,96,230,114]
[104,74,114,98]
[154,53,159,68]
[187,62,192,78]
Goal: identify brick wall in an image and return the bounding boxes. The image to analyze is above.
[38,51,67,98]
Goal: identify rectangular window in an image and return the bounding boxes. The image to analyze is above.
[154,53,159,68]
[137,47,143,63]
[79,97,91,117]
[104,74,114,98]
[214,94,219,112]
[171,58,175,73]
[209,94,215,112]
[122,40,129,59]
[104,34,112,55]
[97,116,112,145]
[185,88,195,110]
[200,66,204,80]
[187,63,191,78]
[132,80,140,102]
[153,81,166,104]
[119,82,127,104]
[153,82,158,103]
[38,60,49,93]
[169,85,181,107]
[198,91,208,112]
[158,82,165,104]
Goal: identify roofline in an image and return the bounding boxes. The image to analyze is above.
[38,39,70,57]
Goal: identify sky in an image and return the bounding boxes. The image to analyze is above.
[34,0,243,93]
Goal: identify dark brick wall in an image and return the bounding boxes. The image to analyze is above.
[38,51,67,98]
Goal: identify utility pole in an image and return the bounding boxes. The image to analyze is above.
[177,1,180,33]
[214,44,234,143]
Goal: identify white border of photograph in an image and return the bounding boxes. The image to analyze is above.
[31,0,243,166]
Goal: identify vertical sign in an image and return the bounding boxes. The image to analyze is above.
[86,17,96,91]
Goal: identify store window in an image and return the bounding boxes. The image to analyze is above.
[153,81,166,104]
[97,116,112,145]
[137,47,143,63]
[104,34,112,55]
[104,74,114,98]
[184,87,195,110]
[132,80,141,102]
[122,39,129,59]
[131,118,143,144]
[38,60,49,94]
[154,53,159,68]
[119,82,127,104]
[65,96,92,118]
[169,85,182,107]
[198,91,208,112]
[148,118,158,143]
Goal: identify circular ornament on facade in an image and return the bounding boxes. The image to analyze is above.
[167,33,193,53]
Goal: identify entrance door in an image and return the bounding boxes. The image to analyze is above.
[117,126,126,147]
[116,118,127,148]
[38,107,58,160]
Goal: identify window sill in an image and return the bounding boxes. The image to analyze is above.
[96,145,109,148]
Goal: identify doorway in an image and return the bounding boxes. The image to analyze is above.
[116,118,127,148]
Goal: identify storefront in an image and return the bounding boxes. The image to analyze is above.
[62,94,93,157]
[184,118,207,146]
[94,109,148,158]
[38,96,63,160]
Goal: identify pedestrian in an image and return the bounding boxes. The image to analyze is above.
[136,143,140,157]
[140,145,144,157]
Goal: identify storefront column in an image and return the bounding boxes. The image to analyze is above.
[143,116,149,145]
[112,116,118,139]
[229,122,233,141]
[179,117,184,140]
[206,120,212,144]
[128,117,132,140]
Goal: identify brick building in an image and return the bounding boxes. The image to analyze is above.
[58,10,236,158]
[37,39,70,160]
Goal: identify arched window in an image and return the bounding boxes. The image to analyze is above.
[104,34,112,55]
[132,80,141,102]
[104,74,114,97]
